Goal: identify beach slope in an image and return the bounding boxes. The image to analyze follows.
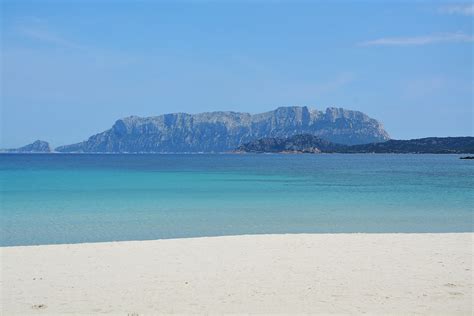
[1,233,472,314]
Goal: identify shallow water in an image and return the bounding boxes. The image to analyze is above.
[0,154,472,246]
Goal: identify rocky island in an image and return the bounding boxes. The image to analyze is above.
[2,140,52,153]
[54,106,389,153]
[4,107,472,154]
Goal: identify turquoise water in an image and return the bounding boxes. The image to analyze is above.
[0,154,473,246]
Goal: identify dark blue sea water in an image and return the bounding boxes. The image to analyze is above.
[0,154,472,246]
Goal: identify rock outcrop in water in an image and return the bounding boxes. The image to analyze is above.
[3,140,52,153]
[237,136,474,154]
[55,106,390,153]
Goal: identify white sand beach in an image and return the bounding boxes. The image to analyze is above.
[1,233,472,315]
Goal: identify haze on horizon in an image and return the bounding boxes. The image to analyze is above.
[1,0,472,148]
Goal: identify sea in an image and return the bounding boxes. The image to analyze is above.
[0,153,472,246]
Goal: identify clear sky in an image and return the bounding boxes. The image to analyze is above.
[1,0,472,148]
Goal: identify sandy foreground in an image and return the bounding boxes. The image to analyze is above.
[1,233,472,315]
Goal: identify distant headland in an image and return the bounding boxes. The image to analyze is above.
[236,134,474,154]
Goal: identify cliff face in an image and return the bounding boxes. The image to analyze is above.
[56,106,390,153]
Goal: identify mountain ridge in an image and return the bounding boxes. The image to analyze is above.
[55,106,390,153]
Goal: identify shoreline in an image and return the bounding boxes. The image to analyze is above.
[2,231,473,248]
[1,152,473,155]
[1,233,472,314]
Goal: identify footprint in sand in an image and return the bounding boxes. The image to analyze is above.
[444,283,457,288]
[32,304,47,310]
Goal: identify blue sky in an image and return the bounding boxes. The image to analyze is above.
[1,0,472,148]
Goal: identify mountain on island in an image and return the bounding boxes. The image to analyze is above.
[237,135,474,154]
[3,140,52,153]
[55,106,390,153]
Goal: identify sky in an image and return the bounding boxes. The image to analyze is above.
[1,0,473,148]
